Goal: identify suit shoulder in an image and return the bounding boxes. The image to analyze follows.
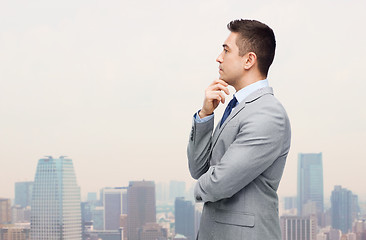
[248,93,288,117]
[238,93,291,136]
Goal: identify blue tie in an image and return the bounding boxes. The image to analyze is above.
[220,96,238,127]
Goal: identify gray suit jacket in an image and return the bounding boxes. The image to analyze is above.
[187,87,291,240]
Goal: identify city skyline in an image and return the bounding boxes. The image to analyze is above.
[1,155,365,204]
[1,0,366,202]
[1,156,365,239]
[3,155,364,207]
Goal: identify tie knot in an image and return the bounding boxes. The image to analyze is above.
[220,96,238,127]
[229,96,238,107]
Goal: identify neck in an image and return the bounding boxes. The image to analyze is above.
[232,71,266,92]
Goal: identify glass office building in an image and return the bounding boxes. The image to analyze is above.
[127,181,156,240]
[331,185,359,234]
[175,197,195,240]
[30,156,82,240]
[297,153,324,216]
[14,181,33,208]
[103,187,127,230]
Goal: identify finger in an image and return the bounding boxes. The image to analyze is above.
[209,84,230,95]
[208,91,226,104]
[209,79,228,87]
[218,91,226,104]
[214,79,228,86]
[206,93,221,104]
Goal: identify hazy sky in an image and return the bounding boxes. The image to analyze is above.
[1,0,365,203]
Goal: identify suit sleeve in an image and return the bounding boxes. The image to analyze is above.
[187,113,215,180]
[194,110,287,202]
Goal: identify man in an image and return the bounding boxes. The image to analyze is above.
[187,19,291,240]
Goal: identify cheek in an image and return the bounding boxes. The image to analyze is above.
[227,56,243,68]
[232,61,243,73]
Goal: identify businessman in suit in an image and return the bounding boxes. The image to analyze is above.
[187,19,291,240]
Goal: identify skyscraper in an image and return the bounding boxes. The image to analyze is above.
[92,206,104,230]
[87,192,97,202]
[280,215,317,240]
[297,153,324,217]
[81,201,94,239]
[331,185,359,234]
[283,196,297,211]
[30,156,82,240]
[175,197,195,240]
[103,187,127,230]
[194,203,203,240]
[0,198,11,224]
[14,181,33,208]
[127,180,156,240]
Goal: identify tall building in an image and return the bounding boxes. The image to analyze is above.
[103,187,127,230]
[30,156,82,240]
[120,214,127,240]
[127,180,156,240]
[92,206,104,230]
[352,195,360,222]
[81,201,95,239]
[14,182,33,208]
[280,215,317,240]
[175,197,195,240]
[194,203,203,239]
[331,185,359,234]
[87,192,98,202]
[297,153,324,217]
[0,198,11,224]
[81,202,93,224]
[284,196,297,211]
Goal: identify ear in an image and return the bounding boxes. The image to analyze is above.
[243,52,257,70]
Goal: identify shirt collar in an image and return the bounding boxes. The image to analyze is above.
[234,79,269,104]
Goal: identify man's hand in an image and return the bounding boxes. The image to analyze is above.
[199,79,230,118]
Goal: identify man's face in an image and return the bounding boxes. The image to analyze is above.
[216,32,246,86]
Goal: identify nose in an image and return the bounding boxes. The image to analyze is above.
[216,52,223,63]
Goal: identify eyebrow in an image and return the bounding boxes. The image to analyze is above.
[223,44,230,49]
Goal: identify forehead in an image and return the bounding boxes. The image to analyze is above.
[223,32,239,50]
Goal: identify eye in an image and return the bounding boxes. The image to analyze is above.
[224,49,228,53]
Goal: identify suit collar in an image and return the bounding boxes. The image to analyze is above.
[211,87,274,150]
[244,87,273,103]
[234,79,269,104]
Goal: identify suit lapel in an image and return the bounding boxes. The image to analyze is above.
[210,87,274,151]
[211,100,246,150]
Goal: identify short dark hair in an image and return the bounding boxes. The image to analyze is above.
[227,19,276,77]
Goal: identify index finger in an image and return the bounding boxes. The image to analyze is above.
[211,79,228,87]
[209,83,230,95]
